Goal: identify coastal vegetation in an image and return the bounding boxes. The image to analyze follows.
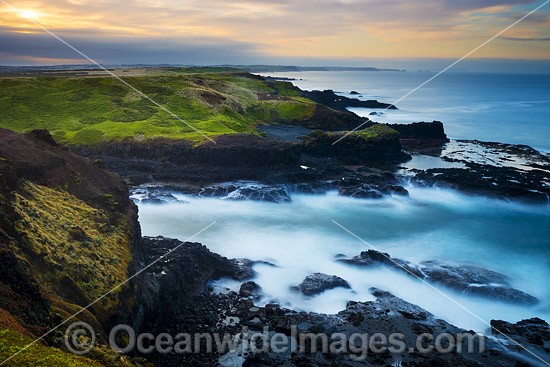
[0,68,322,144]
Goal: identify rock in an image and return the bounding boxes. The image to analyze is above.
[349,91,360,95]
[339,250,538,305]
[302,89,396,111]
[133,236,256,332]
[139,190,180,204]
[338,185,383,198]
[419,260,539,305]
[199,182,291,203]
[491,318,550,348]
[413,161,550,204]
[291,273,351,296]
[239,281,261,298]
[387,121,448,140]
[299,127,410,164]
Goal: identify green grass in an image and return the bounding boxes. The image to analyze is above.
[0,68,319,144]
[11,181,132,312]
[0,329,103,367]
[353,124,399,139]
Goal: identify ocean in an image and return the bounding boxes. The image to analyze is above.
[258,71,550,152]
[136,70,550,334]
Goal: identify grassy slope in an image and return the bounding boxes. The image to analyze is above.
[11,181,132,311]
[0,67,317,144]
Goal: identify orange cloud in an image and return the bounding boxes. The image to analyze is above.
[0,0,548,62]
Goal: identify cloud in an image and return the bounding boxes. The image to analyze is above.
[502,36,550,40]
[0,0,548,64]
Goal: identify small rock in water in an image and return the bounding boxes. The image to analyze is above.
[239,281,261,298]
[292,273,351,296]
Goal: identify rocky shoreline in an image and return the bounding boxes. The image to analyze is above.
[134,237,550,366]
[0,126,549,366]
[1,66,549,366]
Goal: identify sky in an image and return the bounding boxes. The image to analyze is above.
[0,0,549,71]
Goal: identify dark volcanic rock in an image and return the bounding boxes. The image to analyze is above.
[0,128,143,331]
[299,129,410,164]
[302,89,396,111]
[339,250,538,305]
[491,318,550,349]
[420,260,539,305]
[337,176,409,199]
[133,188,181,204]
[291,273,351,296]
[413,162,550,203]
[239,281,262,298]
[387,121,448,141]
[133,236,255,332]
[199,182,291,203]
[149,287,530,366]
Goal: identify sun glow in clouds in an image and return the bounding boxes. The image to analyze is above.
[18,10,39,19]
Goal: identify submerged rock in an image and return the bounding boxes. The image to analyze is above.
[291,273,351,296]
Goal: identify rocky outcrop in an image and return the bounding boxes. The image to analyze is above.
[239,281,261,298]
[147,287,533,366]
[302,89,396,111]
[291,273,351,296]
[413,162,550,203]
[198,182,292,202]
[387,121,447,141]
[132,236,257,332]
[80,134,301,169]
[0,128,144,366]
[491,318,550,350]
[0,129,142,324]
[299,126,410,164]
[337,176,409,198]
[340,250,538,305]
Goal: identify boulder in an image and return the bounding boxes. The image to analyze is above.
[291,273,351,296]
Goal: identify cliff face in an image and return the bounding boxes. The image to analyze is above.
[0,129,143,343]
[299,125,410,164]
[85,134,301,168]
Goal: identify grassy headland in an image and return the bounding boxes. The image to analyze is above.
[0,67,323,144]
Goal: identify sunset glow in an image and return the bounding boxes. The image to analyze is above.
[0,0,548,66]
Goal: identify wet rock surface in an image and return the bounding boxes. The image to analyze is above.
[239,281,262,299]
[409,140,550,203]
[337,176,409,198]
[339,250,539,305]
[491,318,550,351]
[133,236,257,331]
[302,89,396,111]
[199,182,292,203]
[291,273,351,296]
[145,285,537,367]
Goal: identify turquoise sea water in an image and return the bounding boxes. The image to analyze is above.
[137,188,550,333]
[136,70,550,333]
[259,71,550,151]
